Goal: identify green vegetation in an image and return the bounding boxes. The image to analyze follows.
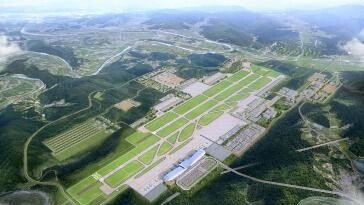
[67,176,104,205]
[125,132,150,146]
[167,132,179,144]
[157,118,189,137]
[173,95,208,114]
[97,134,158,176]
[178,123,195,142]
[43,120,111,161]
[236,74,259,87]
[157,142,173,156]
[224,60,242,73]
[138,145,158,165]
[54,130,111,161]
[199,111,224,126]
[134,157,166,179]
[105,160,144,188]
[225,92,249,106]
[188,53,226,67]
[185,100,217,120]
[94,92,103,100]
[145,112,178,131]
[203,81,231,97]
[26,40,80,68]
[226,70,249,82]
[213,104,230,111]
[170,138,193,154]
[248,77,271,90]
[252,64,269,75]
[214,82,246,101]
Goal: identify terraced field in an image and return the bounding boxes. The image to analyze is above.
[43,119,112,161]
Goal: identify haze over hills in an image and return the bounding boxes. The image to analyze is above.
[0,2,363,205]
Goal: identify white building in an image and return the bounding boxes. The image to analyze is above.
[163,167,186,182]
[179,149,206,169]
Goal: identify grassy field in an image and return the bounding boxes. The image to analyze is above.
[248,77,272,90]
[185,100,218,120]
[213,104,230,111]
[252,64,280,77]
[157,118,189,137]
[203,81,231,97]
[226,70,249,82]
[173,95,208,114]
[167,132,179,144]
[145,112,178,131]
[236,74,260,87]
[157,142,173,156]
[105,160,144,188]
[67,176,105,205]
[125,132,150,146]
[178,123,196,142]
[225,92,250,106]
[199,111,224,126]
[138,145,158,164]
[97,134,159,176]
[214,81,247,101]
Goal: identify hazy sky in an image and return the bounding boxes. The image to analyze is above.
[1,0,364,12]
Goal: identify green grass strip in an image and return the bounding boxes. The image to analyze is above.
[157,142,173,156]
[173,95,208,114]
[105,160,144,188]
[248,77,271,90]
[67,176,104,205]
[185,100,217,120]
[203,81,231,97]
[138,145,158,165]
[226,70,249,82]
[145,112,178,131]
[157,118,189,138]
[199,111,224,126]
[178,123,195,142]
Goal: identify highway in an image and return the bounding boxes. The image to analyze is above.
[220,163,259,175]
[296,138,349,152]
[219,162,362,204]
[91,46,132,75]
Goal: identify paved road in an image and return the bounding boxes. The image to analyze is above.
[296,138,349,152]
[219,162,362,204]
[22,91,98,205]
[220,163,259,175]
[26,51,74,72]
[91,46,132,75]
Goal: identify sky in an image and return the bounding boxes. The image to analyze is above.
[1,0,364,13]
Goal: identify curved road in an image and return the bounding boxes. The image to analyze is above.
[23,91,97,205]
[219,162,362,204]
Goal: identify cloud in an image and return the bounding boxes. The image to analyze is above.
[343,38,364,60]
[0,35,22,61]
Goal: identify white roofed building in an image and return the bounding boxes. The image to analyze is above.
[179,149,206,169]
[163,167,186,182]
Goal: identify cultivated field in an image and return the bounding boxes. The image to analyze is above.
[66,64,281,204]
[43,119,113,161]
